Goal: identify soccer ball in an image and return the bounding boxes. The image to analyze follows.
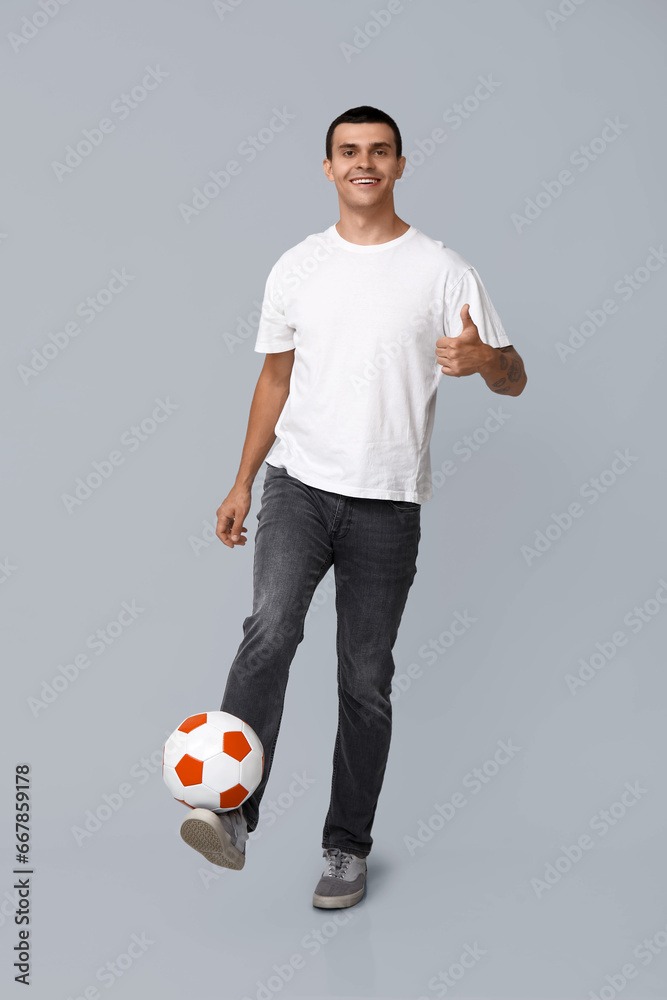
[162,711,264,811]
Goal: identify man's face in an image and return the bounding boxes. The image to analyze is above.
[323,122,406,207]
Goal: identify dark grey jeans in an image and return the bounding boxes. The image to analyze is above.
[220,462,421,857]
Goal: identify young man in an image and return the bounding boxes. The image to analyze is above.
[180,106,527,908]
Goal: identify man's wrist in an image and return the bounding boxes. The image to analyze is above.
[477,344,497,379]
[235,481,254,492]
[234,470,255,491]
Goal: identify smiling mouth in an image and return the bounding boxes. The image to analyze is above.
[350,178,380,186]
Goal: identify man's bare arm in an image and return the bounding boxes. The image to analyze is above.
[234,350,295,488]
[217,349,295,548]
[478,345,527,396]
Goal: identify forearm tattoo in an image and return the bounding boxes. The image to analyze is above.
[488,346,525,393]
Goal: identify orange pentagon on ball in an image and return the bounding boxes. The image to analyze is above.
[178,713,208,734]
[175,754,203,786]
[219,783,249,809]
[223,730,252,761]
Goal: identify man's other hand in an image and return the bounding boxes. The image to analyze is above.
[216,486,251,548]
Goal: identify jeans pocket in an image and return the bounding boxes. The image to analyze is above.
[265,463,286,477]
[388,499,421,512]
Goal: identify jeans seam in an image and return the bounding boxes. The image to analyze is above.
[259,548,332,820]
[323,583,343,844]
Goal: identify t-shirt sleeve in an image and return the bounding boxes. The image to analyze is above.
[254,263,296,353]
[444,266,511,349]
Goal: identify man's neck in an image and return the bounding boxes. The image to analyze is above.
[334,212,410,246]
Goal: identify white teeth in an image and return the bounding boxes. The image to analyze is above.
[352,179,378,184]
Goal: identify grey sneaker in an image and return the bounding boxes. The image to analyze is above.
[180,806,249,869]
[313,847,367,908]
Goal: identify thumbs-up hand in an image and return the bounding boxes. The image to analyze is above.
[435,304,494,377]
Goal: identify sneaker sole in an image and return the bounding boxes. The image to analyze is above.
[180,809,245,870]
[312,884,365,908]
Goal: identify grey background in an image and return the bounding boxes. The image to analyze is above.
[2,0,667,997]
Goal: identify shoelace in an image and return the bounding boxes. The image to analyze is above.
[324,847,353,878]
[220,807,249,848]
[232,808,249,847]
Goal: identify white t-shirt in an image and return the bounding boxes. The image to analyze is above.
[254,223,511,504]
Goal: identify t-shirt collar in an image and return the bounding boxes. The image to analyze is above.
[327,223,417,253]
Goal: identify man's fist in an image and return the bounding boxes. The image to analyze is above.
[216,486,251,549]
[435,303,494,377]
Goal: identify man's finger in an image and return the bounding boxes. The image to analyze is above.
[461,303,477,330]
[216,512,247,547]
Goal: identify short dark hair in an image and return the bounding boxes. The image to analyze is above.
[325,106,402,161]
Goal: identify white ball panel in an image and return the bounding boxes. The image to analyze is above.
[186,724,224,760]
[186,783,220,810]
[163,764,185,799]
[241,721,264,756]
[239,752,263,795]
[163,730,188,767]
[203,753,240,792]
[206,710,245,734]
